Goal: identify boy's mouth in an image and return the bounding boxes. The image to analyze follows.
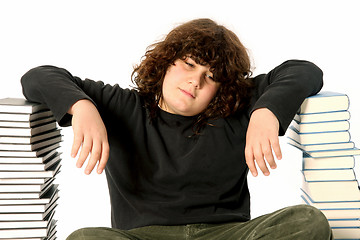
[180,88,195,98]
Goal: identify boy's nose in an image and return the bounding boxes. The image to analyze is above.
[189,73,203,88]
[189,79,199,88]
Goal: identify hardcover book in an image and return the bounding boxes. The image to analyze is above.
[299,92,349,114]
[294,110,350,123]
[0,98,48,114]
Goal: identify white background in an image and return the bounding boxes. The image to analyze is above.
[0,0,359,239]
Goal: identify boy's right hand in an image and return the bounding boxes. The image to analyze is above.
[68,99,110,175]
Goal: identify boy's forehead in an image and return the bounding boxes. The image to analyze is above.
[185,55,212,67]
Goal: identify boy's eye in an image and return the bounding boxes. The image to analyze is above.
[185,61,194,68]
[206,74,214,80]
[205,74,215,82]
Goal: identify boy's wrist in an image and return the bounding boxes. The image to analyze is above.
[68,99,94,115]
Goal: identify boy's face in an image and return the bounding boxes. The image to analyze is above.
[159,57,220,116]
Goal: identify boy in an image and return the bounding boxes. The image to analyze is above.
[21,18,332,239]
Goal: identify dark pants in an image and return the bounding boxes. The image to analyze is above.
[67,205,333,240]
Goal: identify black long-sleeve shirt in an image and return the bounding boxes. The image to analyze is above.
[21,60,323,230]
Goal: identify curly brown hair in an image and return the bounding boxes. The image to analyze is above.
[132,18,253,132]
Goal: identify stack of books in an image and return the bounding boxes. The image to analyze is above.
[0,98,61,239]
[287,92,360,240]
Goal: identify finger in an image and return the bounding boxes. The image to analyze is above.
[271,137,282,160]
[71,133,83,158]
[84,142,102,175]
[76,137,92,168]
[253,147,270,176]
[245,146,258,177]
[84,140,102,175]
[262,142,277,170]
[97,141,109,174]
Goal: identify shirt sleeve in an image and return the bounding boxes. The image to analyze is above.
[249,59,323,135]
[20,65,136,127]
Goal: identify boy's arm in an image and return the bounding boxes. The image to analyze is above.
[21,66,110,174]
[245,60,323,177]
[21,65,95,126]
[68,99,109,174]
[245,108,281,177]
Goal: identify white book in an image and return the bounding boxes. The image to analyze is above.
[302,194,360,220]
[0,129,61,144]
[0,116,55,128]
[299,92,349,114]
[0,135,61,151]
[306,148,360,158]
[0,201,57,221]
[302,169,357,182]
[0,226,49,238]
[0,194,58,213]
[332,228,360,239]
[291,120,350,133]
[321,208,360,220]
[328,219,360,228]
[301,178,360,202]
[287,127,351,145]
[288,138,355,152]
[0,192,45,199]
[0,211,54,229]
[0,185,58,205]
[0,142,60,157]
[0,178,54,193]
[0,121,57,137]
[0,152,61,171]
[0,110,53,122]
[47,227,57,240]
[0,98,48,114]
[294,111,350,123]
[0,149,59,164]
[0,178,49,184]
[301,192,360,209]
[0,161,61,179]
[302,155,355,170]
[0,219,56,238]
[0,184,57,200]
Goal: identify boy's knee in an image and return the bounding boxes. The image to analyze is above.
[295,204,326,222]
[66,228,88,240]
[66,227,133,240]
[293,205,332,238]
[66,228,110,240]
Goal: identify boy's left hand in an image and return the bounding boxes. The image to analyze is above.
[245,108,282,177]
